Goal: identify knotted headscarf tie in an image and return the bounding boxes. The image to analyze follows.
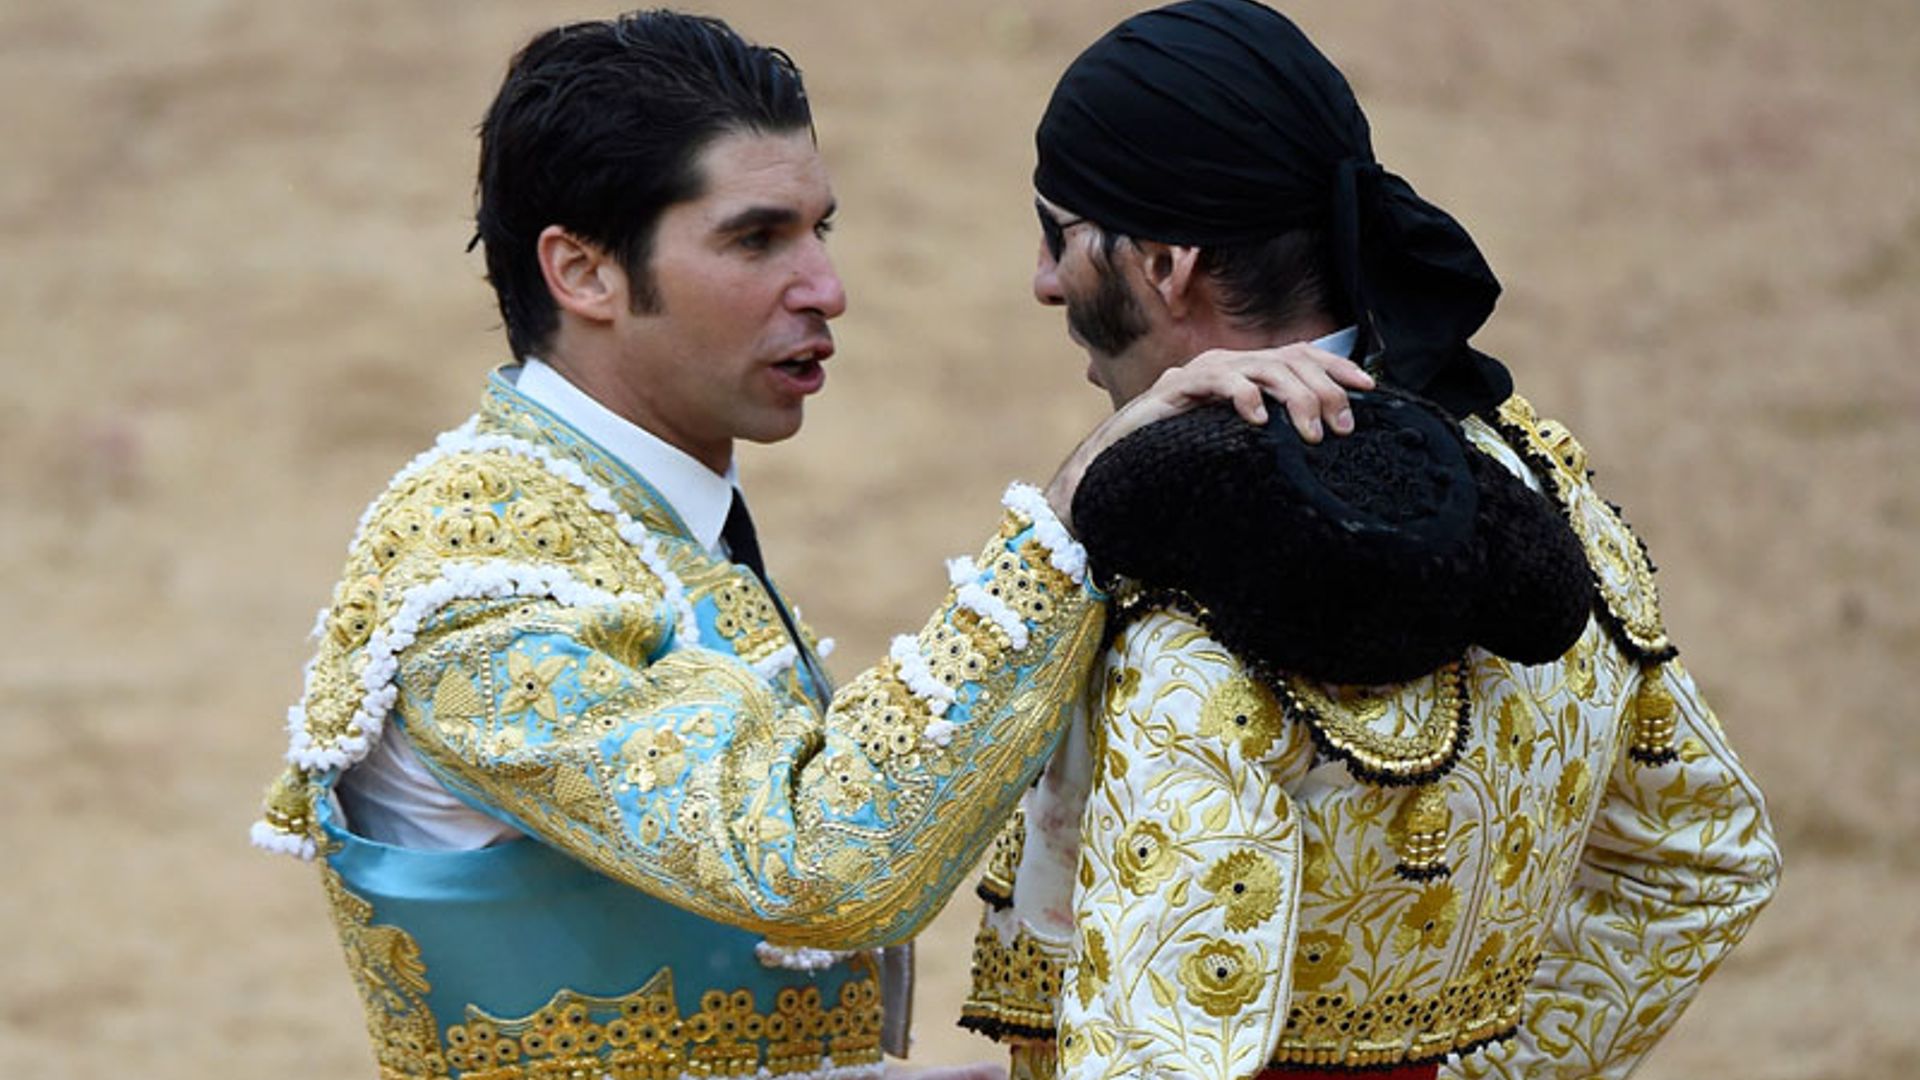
[1036,0,1512,417]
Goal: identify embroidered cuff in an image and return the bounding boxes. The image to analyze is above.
[1002,482,1091,587]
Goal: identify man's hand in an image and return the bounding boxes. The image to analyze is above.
[1045,343,1374,531]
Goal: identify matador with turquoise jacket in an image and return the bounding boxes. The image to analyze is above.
[960,4,1780,1079]
[253,361,1107,1080]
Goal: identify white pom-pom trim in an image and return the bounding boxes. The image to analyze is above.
[750,643,799,681]
[280,559,651,775]
[340,419,701,649]
[954,582,1030,652]
[1001,482,1089,584]
[921,718,958,748]
[889,635,953,717]
[754,941,855,971]
[249,820,317,860]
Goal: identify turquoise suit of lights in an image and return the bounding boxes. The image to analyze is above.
[255,369,1108,1079]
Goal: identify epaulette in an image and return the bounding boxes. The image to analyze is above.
[1488,395,1676,664]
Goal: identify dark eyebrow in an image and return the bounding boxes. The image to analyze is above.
[713,200,836,235]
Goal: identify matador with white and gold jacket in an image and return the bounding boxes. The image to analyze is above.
[961,395,1780,1080]
[253,368,1107,1080]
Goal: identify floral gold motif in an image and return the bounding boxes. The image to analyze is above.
[1202,849,1284,930]
[1177,938,1265,1017]
[1111,820,1178,894]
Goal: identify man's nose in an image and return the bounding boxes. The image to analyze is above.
[1032,245,1065,307]
[790,243,848,320]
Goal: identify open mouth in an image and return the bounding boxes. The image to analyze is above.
[771,344,831,392]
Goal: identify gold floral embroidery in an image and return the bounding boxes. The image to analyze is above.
[499,651,567,723]
[1177,938,1264,1017]
[708,575,786,664]
[320,861,444,1080]
[372,507,429,568]
[436,507,511,556]
[1489,395,1672,661]
[330,575,383,649]
[1291,930,1352,993]
[921,620,989,693]
[1111,820,1177,894]
[506,497,576,558]
[1075,926,1111,1007]
[1554,758,1594,828]
[618,728,686,794]
[1197,675,1287,758]
[1395,881,1461,951]
[1202,849,1283,931]
[815,751,878,815]
[1496,813,1535,888]
[1494,695,1537,771]
[579,654,623,699]
[441,461,513,508]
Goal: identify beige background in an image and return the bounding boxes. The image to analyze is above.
[3,2,1916,1076]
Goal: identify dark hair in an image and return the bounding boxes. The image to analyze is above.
[1195,227,1350,336]
[475,10,813,359]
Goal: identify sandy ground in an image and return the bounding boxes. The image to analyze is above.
[2,2,1917,1076]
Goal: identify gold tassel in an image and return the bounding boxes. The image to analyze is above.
[1629,670,1679,765]
[1391,783,1452,880]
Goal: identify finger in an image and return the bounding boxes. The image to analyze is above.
[1229,378,1269,425]
[1299,346,1375,389]
[1289,361,1357,435]
[1251,368,1323,442]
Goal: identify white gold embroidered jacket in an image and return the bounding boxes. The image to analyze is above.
[961,396,1779,1080]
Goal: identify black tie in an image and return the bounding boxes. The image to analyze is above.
[722,490,829,700]
[722,490,770,582]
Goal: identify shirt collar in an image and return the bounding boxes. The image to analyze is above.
[1310,325,1358,357]
[512,358,737,554]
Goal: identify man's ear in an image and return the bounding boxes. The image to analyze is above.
[536,225,624,324]
[1134,239,1204,319]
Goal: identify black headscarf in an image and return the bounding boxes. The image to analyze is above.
[1035,0,1512,418]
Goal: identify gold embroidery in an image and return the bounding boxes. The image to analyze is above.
[962,924,1069,1040]
[1489,396,1672,661]
[321,865,884,1080]
[321,861,445,1080]
[263,768,316,836]
[1388,783,1453,880]
[1201,849,1284,930]
[976,808,1025,910]
[1110,820,1177,894]
[440,966,882,1080]
[1280,662,1469,785]
[1176,938,1265,1017]
[1629,669,1680,765]
[1273,950,1538,1068]
[1196,675,1287,758]
[331,575,383,649]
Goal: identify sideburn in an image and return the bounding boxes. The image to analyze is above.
[1067,249,1150,358]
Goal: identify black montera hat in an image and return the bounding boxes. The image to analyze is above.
[1072,389,1594,685]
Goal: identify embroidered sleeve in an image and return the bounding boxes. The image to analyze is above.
[1058,609,1304,1080]
[1445,660,1780,1080]
[393,486,1105,950]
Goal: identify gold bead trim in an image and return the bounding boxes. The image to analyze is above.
[1277,661,1471,788]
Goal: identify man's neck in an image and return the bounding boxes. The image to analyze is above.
[542,342,733,475]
